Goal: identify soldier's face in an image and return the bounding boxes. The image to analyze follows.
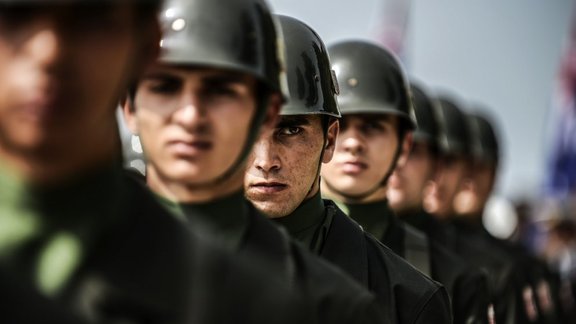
[321,114,399,201]
[453,161,496,216]
[245,115,337,218]
[388,142,436,213]
[128,65,260,189]
[425,154,468,218]
[0,3,145,183]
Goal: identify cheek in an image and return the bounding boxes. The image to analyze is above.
[134,110,165,151]
[368,138,397,173]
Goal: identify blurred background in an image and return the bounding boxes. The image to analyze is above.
[268,0,576,279]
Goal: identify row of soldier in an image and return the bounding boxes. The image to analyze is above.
[0,0,571,323]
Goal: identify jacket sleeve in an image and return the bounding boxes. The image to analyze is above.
[413,286,453,324]
[452,271,491,324]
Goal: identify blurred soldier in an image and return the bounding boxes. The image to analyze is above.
[0,0,191,321]
[453,111,568,323]
[420,96,539,324]
[312,40,452,323]
[122,1,384,323]
[387,83,492,323]
[245,17,451,324]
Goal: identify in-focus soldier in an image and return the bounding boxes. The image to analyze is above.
[245,17,451,324]
[122,1,384,323]
[309,39,452,323]
[387,83,492,323]
[453,111,568,323]
[421,96,537,324]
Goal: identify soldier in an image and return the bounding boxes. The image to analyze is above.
[0,0,316,323]
[452,111,567,323]
[386,83,494,323]
[245,17,452,324]
[122,1,384,323]
[420,96,537,324]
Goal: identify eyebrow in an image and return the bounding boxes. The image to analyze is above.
[142,72,180,81]
[276,115,312,128]
[202,73,249,88]
[142,68,251,85]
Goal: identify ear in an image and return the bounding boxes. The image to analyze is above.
[322,119,339,163]
[395,131,413,168]
[122,96,139,135]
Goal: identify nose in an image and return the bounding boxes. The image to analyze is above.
[172,95,208,131]
[25,19,64,71]
[251,135,281,174]
[339,127,365,155]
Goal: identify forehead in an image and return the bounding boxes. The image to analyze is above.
[341,113,399,125]
[277,114,322,127]
[143,64,257,84]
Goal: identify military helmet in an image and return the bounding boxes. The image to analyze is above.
[434,95,470,156]
[159,0,287,97]
[467,112,500,164]
[277,15,340,118]
[327,40,416,130]
[410,83,440,147]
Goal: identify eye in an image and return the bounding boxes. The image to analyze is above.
[203,85,239,98]
[278,126,302,136]
[147,78,181,94]
[361,120,385,133]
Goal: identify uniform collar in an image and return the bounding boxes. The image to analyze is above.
[0,161,125,295]
[345,199,396,241]
[158,190,249,251]
[275,191,325,237]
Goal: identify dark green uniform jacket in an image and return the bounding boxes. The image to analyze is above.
[163,191,386,324]
[405,211,535,324]
[0,165,311,324]
[275,192,453,324]
[343,199,490,324]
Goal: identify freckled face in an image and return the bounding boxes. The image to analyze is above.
[245,115,327,218]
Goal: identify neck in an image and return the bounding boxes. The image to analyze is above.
[321,178,389,204]
[0,121,119,187]
[147,167,244,204]
[395,203,425,219]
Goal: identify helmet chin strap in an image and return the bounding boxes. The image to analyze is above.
[323,139,402,203]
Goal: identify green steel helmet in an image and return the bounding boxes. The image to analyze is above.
[434,95,470,156]
[410,82,440,147]
[159,0,287,97]
[277,15,340,118]
[327,40,416,130]
[274,16,341,197]
[467,111,500,164]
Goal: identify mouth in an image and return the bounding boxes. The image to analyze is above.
[340,161,368,175]
[167,140,213,156]
[249,182,288,194]
[20,92,63,122]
